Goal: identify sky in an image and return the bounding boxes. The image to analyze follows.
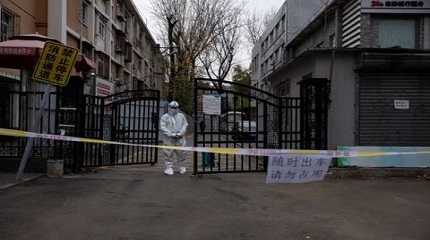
[133,0,285,69]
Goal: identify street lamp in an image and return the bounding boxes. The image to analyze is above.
[90,72,96,96]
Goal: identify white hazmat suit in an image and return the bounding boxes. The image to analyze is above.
[160,101,188,175]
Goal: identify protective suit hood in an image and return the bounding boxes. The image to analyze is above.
[168,101,180,116]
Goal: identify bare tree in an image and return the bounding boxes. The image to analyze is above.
[198,6,242,88]
[245,8,278,45]
[151,0,244,112]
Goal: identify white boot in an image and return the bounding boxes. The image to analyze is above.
[179,167,186,175]
[164,167,174,176]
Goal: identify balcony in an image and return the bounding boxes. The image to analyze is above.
[115,2,126,22]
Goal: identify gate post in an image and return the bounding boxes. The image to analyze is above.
[193,78,198,175]
[98,98,105,166]
[76,95,86,172]
[154,91,160,165]
[263,103,268,171]
[110,101,116,165]
[278,97,283,149]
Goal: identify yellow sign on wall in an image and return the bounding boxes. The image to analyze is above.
[32,42,78,87]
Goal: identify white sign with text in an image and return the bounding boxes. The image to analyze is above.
[394,100,410,110]
[266,155,332,184]
[203,94,222,115]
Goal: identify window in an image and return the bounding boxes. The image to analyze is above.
[96,54,109,79]
[81,3,89,25]
[1,8,15,41]
[281,15,285,31]
[97,19,106,40]
[378,18,416,48]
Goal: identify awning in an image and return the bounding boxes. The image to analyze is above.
[0,34,60,69]
[0,34,95,75]
[76,55,96,72]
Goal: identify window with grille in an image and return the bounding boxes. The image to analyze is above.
[1,8,15,41]
[81,3,89,25]
[97,18,106,40]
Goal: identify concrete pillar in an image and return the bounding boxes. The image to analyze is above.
[424,17,430,49]
[48,0,67,44]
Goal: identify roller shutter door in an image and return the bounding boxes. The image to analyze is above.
[359,74,430,146]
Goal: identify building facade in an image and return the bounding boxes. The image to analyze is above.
[251,0,430,149]
[0,0,165,96]
[250,0,330,91]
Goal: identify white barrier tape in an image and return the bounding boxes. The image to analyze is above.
[1,128,430,158]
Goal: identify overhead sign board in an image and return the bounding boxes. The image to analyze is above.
[96,78,114,97]
[32,42,78,87]
[362,0,430,13]
[0,47,36,56]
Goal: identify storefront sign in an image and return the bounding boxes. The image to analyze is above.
[96,78,114,97]
[0,47,36,56]
[32,42,78,87]
[362,0,430,13]
[202,94,222,115]
[394,100,410,110]
[266,154,331,184]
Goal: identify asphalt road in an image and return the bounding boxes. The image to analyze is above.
[1,166,430,240]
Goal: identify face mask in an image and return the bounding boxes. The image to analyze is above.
[168,108,179,116]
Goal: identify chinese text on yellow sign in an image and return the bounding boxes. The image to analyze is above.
[32,42,78,87]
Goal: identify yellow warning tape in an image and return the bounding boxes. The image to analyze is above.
[0,128,430,158]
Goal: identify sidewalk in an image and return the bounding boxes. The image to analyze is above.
[0,172,43,190]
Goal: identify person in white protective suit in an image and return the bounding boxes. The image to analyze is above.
[160,101,188,175]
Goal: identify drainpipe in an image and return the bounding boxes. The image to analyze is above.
[328,5,340,105]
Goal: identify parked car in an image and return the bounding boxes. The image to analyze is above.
[220,112,257,141]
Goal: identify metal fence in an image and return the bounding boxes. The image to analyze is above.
[0,89,160,173]
[193,78,328,175]
[0,91,59,171]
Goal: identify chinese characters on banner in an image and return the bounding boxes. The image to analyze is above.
[266,155,332,184]
[32,42,78,87]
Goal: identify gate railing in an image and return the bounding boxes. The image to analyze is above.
[0,91,65,172]
[193,78,327,175]
[0,89,160,173]
[80,90,160,168]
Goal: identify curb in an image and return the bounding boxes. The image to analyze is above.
[0,174,44,190]
[327,168,430,179]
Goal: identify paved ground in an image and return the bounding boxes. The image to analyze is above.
[1,166,430,240]
[0,173,42,190]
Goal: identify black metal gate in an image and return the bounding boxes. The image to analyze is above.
[193,78,328,175]
[80,90,160,167]
[300,78,329,150]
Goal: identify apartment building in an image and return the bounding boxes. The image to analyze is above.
[250,0,329,91]
[251,0,430,148]
[0,0,165,96]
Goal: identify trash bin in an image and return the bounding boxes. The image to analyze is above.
[47,159,64,177]
[202,152,215,168]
